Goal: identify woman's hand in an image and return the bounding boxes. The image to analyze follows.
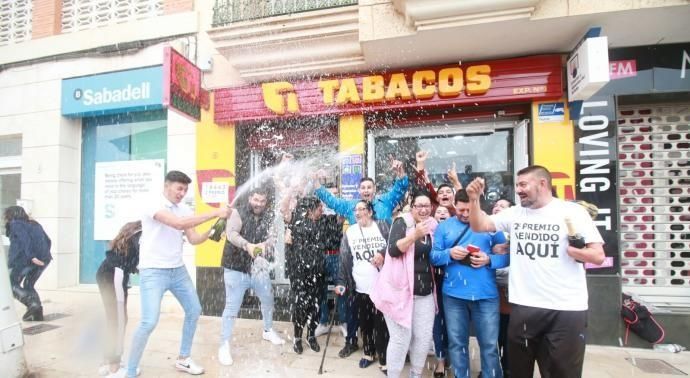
[371,253,384,268]
[334,285,346,296]
[31,258,45,267]
[414,221,430,240]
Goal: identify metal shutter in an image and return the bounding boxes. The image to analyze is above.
[618,103,690,313]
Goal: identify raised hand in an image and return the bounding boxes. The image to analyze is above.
[416,151,428,163]
[466,177,485,201]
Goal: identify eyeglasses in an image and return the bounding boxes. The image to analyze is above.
[413,204,432,209]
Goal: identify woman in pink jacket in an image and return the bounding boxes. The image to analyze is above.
[371,194,438,378]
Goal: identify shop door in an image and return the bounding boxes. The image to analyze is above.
[367,120,524,213]
[249,145,339,284]
[618,103,690,312]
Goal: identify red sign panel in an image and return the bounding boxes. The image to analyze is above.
[163,46,202,121]
[214,55,563,124]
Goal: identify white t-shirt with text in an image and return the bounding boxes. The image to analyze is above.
[138,196,193,269]
[491,199,604,311]
[345,223,386,294]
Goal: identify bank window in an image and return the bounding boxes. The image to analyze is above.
[79,110,167,283]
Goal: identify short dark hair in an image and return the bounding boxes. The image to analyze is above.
[454,189,469,204]
[248,187,268,198]
[359,177,375,186]
[495,198,514,207]
[437,183,453,193]
[297,196,321,212]
[165,170,191,184]
[411,194,431,206]
[517,165,552,188]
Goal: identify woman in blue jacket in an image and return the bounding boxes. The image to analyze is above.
[4,206,51,321]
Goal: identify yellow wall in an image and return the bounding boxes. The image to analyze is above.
[194,93,236,267]
[338,114,365,154]
[532,99,576,200]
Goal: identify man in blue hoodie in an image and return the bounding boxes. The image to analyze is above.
[311,159,408,359]
[312,159,408,225]
[431,190,507,378]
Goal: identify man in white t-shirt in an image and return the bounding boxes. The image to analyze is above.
[122,171,230,378]
[465,165,605,378]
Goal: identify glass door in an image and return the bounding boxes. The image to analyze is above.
[368,121,520,213]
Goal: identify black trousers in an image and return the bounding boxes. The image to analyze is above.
[508,304,587,378]
[353,291,388,364]
[97,266,129,365]
[290,273,324,339]
[9,264,46,309]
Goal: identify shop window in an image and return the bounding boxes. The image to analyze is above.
[371,127,514,213]
[79,110,167,284]
[0,136,22,245]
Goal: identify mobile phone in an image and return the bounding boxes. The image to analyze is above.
[466,244,480,255]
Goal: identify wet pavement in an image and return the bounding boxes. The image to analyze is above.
[17,286,690,377]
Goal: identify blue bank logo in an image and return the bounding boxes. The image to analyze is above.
[61,66,163,117]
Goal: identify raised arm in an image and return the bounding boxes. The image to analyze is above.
[466,178,497,233]
[154,206,229,231]
[314,186,352,217]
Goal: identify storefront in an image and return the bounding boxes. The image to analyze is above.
[60,47,203,284]
[195,54,571,318]
[578,43,690,347]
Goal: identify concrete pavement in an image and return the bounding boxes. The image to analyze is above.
[13,286,690,377]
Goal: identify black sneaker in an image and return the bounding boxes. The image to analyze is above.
[307,336,320,352]
[293,339,303,355]
[23,306,43,321]
[338,342,359,358]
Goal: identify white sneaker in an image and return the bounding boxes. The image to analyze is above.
[175,357,204,375]
[98,364,110,376]
[262,329,286,345]
[218,341,233,366]
[340,323,348,338]
[106,368,127,378]
[314,324,329,337]
[99,364,139,377]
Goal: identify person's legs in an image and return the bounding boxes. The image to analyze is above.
[127,268,168,377]
[221,269,250,344]
[319,254,338,324]
[443,295,471,378]
[472,297,502,378]
[383,314,412,378]
[374,309,389,366]
[358,293,376,359]
[306,278,324,338]
[346,292,359,345]
[507,304,547,378]
[97,270,120,370]
[168,267,202,359]
[9,267,30,308]
[499,313,510,375]
[22,264,46,307]
[408,295,436,377]
[433,286,448,373]
[541,310,587,378]
[251,270,275,332]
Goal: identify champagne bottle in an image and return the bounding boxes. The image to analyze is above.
[564,216,585,248]
[208,217,227,242]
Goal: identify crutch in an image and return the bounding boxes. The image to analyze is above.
[318,286,342,374]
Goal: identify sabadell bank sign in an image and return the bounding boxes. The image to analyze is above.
[61,66,164,117]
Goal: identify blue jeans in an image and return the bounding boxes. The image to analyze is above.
[443,295,502,378]
[221,268,274,343]
[127,267,201,377]
[319,254,346,324]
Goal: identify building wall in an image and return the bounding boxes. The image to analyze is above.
[0,42,199,288]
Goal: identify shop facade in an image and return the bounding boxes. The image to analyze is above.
[194,54,579,321]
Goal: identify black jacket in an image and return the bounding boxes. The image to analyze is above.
[6,220,51,270]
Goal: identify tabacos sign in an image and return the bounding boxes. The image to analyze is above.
[214,55,564,123]
[263,65,492,114]
[62,66,164,117]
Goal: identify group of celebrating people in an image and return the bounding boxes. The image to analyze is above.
[5,149,606,378]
